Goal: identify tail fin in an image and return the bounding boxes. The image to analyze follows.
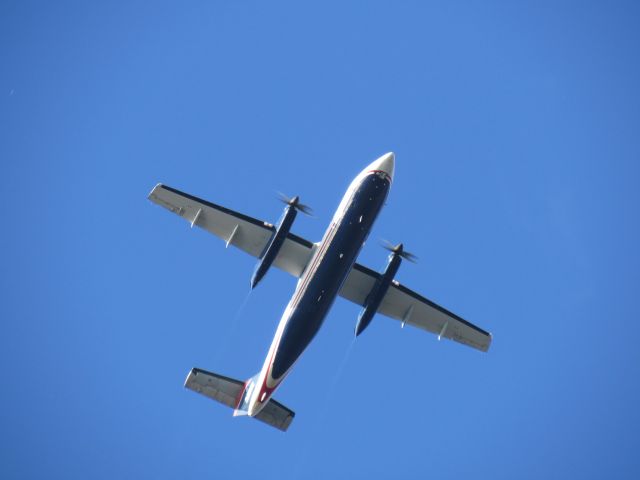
[184,368,295,432]
[233,372,260,416]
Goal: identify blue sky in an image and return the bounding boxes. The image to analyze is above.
[2,1,639,478]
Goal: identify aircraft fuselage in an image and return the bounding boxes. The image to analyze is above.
[243,154,395,416]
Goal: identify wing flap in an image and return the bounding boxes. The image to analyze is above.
[148,184,314,278]
[340,263,492,352]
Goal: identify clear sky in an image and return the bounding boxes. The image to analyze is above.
[2,1,639,479]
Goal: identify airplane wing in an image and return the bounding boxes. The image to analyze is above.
[148,184,315,278]
[339,264,492,352]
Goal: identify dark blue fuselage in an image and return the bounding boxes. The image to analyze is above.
[271,172,391,379]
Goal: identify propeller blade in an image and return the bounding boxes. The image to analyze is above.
[401,251,419,263]
[296,203,313,216]
[380,239,396,251]
[276,191,290,204]
[380,239,418,263]
[276,192,314,216]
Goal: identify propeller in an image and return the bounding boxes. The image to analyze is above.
[381,240,418,263]
[277,192,313,216]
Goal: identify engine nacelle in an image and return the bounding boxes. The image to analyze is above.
[354,249,403,337]
[250,201,298,289]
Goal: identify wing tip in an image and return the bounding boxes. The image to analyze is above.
[183,367,197,388]
[481,331,493,352]
[148,182,164,200]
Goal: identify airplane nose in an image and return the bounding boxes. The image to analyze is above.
[368,152,395,181]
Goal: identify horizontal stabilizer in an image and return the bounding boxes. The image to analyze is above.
[185,368,243,409]
[253,397,295,432]
[184,368,295,432]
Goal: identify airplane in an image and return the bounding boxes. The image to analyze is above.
[148,152,491,432]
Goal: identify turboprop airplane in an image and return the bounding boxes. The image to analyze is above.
[148,153,491,432]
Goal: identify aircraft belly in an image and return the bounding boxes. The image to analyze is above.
[271,173,390,380]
